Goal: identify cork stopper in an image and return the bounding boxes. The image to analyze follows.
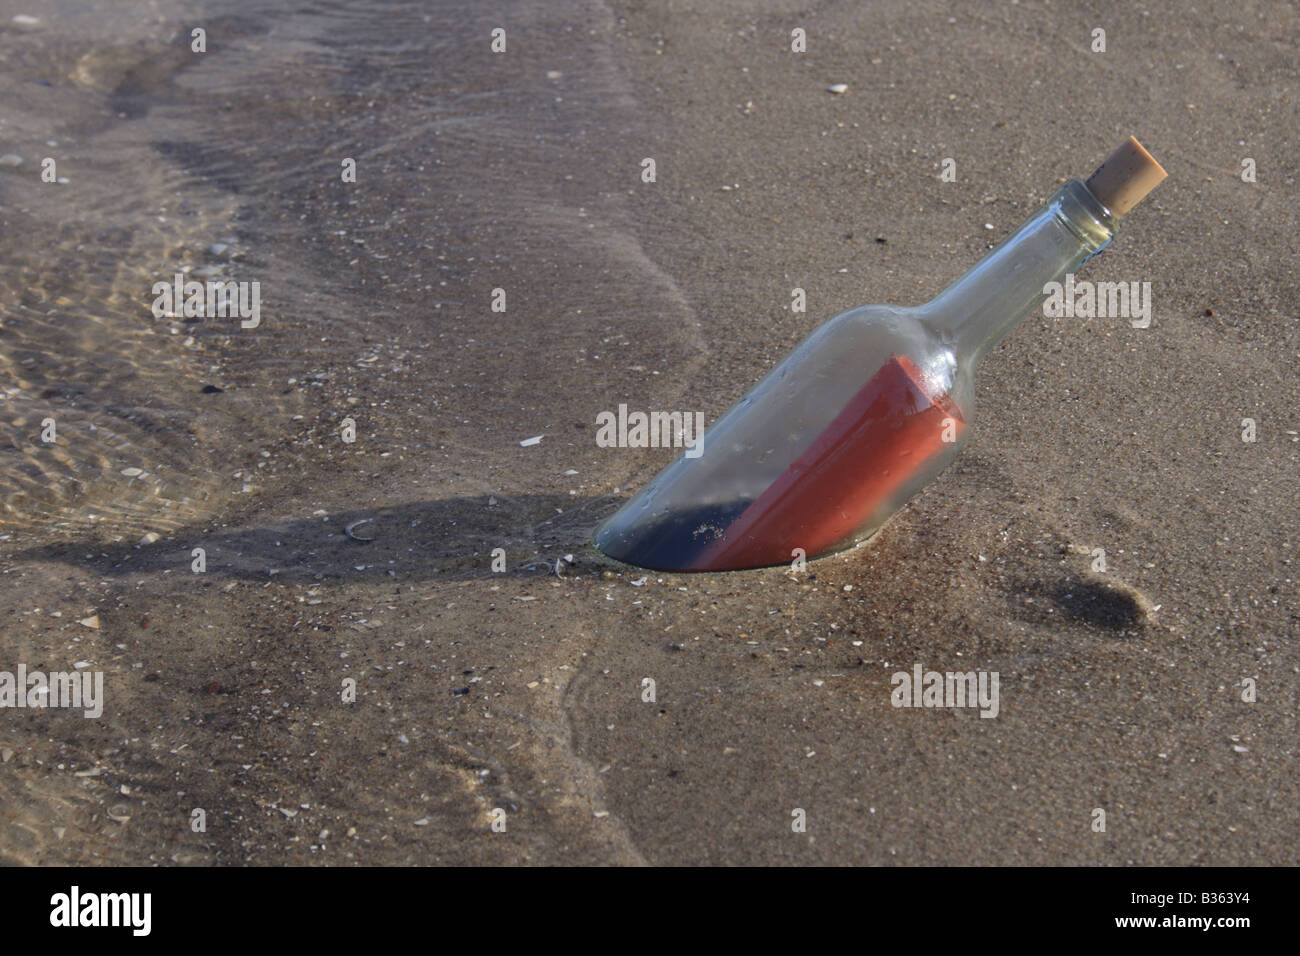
[1084,136,1167,218]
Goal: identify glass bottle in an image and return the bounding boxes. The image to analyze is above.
[595,138,1165,571]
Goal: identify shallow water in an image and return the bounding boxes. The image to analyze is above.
[1,0,697,544]
[0,0,703,865]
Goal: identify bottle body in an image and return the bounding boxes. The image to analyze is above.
[595,180,1119,572]
[594,306,969,570]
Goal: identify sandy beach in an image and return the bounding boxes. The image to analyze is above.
[0,0,1296,865]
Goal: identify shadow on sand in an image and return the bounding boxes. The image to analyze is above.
[12,493,625,583]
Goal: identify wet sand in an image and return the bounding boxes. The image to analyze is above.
[1,0,1296,864]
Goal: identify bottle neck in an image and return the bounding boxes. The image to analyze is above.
[923,179,1119,367]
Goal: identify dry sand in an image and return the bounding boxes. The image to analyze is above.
[0,0,1296,864]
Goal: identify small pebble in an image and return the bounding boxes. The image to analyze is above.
[0,154,23,168]
[828,83,848,94]
[344,518,375,541]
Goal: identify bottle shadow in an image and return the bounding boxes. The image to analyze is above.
[13,493,624,583]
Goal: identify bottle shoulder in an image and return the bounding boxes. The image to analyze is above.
[816,303,970,405]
